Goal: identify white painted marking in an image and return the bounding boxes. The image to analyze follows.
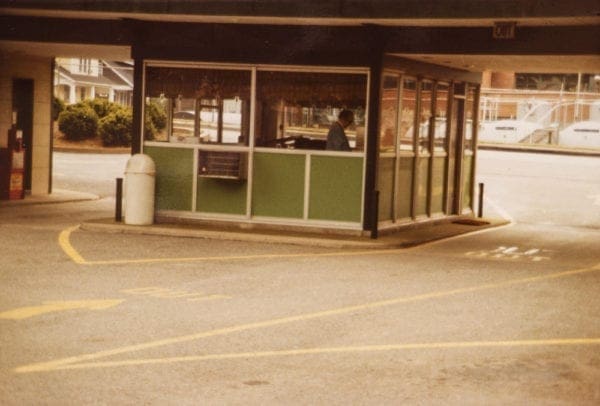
[466,245,551,262]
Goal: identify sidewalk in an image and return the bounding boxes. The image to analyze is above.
[0,188,99,207]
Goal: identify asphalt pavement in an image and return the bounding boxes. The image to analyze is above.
[0,149,599,405]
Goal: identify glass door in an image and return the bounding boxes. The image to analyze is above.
[377,73,400,222]
[414,80,433,218]
[462,85,478,213]
[395,77,417,221]
[430,82,450,215]
[447,83,466,215]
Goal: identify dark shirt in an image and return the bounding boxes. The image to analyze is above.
[326,122,351,151]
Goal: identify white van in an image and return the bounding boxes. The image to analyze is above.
[559,121,600,149]
[478,119,543,144]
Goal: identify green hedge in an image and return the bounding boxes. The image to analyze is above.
[146,99,167,132]
[99,107,132,147]
[52,97,65,121]
[57,98,167,146]
[58,104,99,141]
[82,98,121,119]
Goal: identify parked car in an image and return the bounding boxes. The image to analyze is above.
[478,119,543,144]
[173,110,195,120]
[559,120,600,149]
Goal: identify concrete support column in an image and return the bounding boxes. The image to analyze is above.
[481,71,492,88]
[490,72,515,89]
[131,57,143,154]
[481,71,515,89]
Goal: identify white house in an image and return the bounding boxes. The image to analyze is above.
[54,58,133,106]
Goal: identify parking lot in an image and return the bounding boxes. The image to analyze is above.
[1,150,599,405]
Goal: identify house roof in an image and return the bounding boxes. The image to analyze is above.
[55,61,132,90]
[103,60,134,87]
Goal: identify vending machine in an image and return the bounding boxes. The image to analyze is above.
[0,112,25,200]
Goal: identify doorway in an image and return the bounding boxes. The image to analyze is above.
[12,79,34,193]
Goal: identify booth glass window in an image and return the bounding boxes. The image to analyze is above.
[145,97,169,142]
[464,86,476,151]
[144,67,251,145]
[254,70,367,151]
[380,74,399,151]
[399,78,417,151]
[433,82,449,151]
[418,80,433,153]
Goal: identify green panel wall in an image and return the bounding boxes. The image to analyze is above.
[415,157,429,216]
[377,156,395,222]
[144,146,194,211]
[395,156,413,219]
[252,152,305,218]
[197,177,247,215]
[309,156,363,223]
[462,154,473,211]
[431,156,447,214]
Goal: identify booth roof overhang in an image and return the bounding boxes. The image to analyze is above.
[1,0,599,73]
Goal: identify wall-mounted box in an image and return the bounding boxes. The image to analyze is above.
[198,150,247,180]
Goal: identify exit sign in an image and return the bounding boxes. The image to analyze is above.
[493,22,516,39]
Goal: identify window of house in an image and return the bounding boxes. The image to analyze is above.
[78,58,92,75]
[144,66,251,145]
[254,70,367,150]
[433,82,449,151]
[399,77,417,151]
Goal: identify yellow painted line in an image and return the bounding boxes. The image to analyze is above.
[0,299,124,320]
[20,337,600,372]
[60,218,511,266]
[58,225,404,266]
[84,248,403,266]
[187,294,231,302]
[15,262,600,373]
[58,226,87,264]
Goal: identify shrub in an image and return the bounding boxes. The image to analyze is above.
[52,97,65,121]
[99,107,132,147]
[145,99,167,140]
[82,98,119,119]
[58,105,99,140]
[144,115,157,141]
[146,99,167,130]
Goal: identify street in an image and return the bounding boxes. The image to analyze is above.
[1,150,599,405]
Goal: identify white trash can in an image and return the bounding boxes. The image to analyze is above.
[124,154,156,225]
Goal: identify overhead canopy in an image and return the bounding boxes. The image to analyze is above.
[0,0,599,73]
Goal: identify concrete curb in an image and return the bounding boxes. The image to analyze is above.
[80,217,511,249]
[80,220,385,249]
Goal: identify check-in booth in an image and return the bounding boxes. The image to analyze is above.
[135,24,480,236]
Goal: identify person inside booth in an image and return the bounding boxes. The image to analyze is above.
[326,109,354,151]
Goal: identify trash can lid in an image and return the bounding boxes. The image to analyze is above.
[125,153,156,174]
